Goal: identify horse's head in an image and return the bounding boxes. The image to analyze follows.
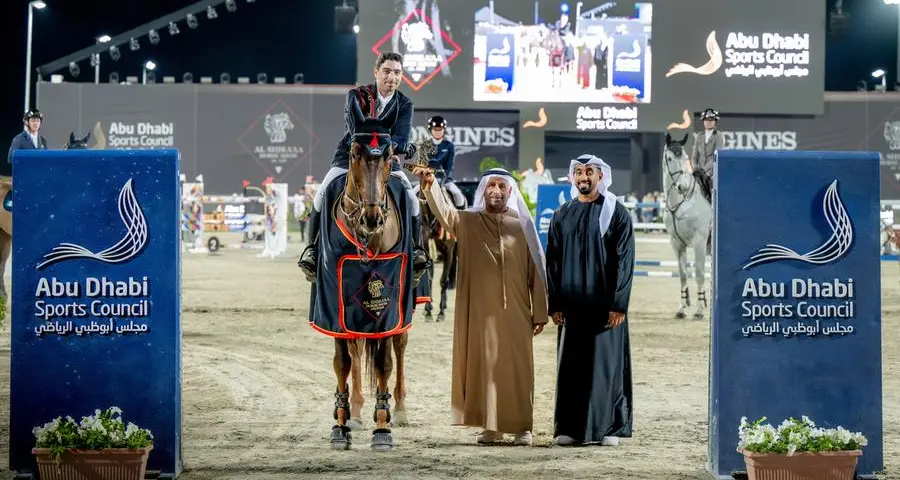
[65,131,91,150]
[664,132,691,194]
[347,126,394,238]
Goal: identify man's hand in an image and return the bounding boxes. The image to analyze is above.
[533,324,544,336]
[607,311,625,328]
[412,166,435,188]
[551,312,565,326]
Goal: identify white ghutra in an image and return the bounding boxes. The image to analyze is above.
[38,179,148,269]
[742,180,853,269]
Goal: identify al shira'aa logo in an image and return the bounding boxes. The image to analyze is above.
[666,31,723,77]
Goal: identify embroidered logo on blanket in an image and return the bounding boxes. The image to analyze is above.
[352,273,397,324]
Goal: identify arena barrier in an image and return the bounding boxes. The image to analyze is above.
[709,150,882,478]
[9,149,183,478]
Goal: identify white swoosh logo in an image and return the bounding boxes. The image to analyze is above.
[488,37,511,56]
[37,179,148,269]
[617,39,641,58]
[742,180,852,269]
[665,31,723,77]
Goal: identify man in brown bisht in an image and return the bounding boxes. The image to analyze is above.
[414,166,548,446]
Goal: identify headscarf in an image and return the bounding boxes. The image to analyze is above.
[468,168,547,308]
[568,154,617,237]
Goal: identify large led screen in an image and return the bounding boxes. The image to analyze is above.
[473,2,652,104]
[359,0,826,129]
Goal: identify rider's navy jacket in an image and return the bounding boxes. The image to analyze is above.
[428,140,456,181]
[331,84,414,168]
[5,130,47,176]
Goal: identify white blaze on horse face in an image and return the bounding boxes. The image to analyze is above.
[374,59,403,95]
[665,148,692,194]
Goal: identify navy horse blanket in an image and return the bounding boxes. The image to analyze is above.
[309,172,416,339]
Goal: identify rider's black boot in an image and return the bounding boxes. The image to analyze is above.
[298,208,320,281]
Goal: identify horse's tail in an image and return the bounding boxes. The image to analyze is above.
[363,337,389,395]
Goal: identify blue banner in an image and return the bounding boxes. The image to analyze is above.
[484,32,516,93]
[536,183,570,250]
[9,149,183,477]
[709,150,882,477]
[611,34,647,100]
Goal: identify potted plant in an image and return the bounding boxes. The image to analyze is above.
[32,406,153,480]
[737,415,867,480]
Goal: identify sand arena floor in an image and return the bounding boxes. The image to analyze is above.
[0,232,897,480]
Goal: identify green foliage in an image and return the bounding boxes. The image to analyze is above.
[0,295,6,330]
[479,157,504,173]
[33,407,153,463]
[738,416,867,455]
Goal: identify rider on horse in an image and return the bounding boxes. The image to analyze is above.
[425,115,466,209]
[298,52,428,279]
[690,108,722,205]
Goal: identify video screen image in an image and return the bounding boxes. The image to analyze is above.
[473,2,652,104]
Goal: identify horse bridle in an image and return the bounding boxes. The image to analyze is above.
[662,144,696,215]
[339,160,391,262]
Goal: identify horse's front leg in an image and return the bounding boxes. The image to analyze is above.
[692,236,708,319]
[370,338,395,451]
[331,339,353,449]
[438,261,449,322]
[673,242,690,319]
[391,333,409,426]
[348,339,365,430]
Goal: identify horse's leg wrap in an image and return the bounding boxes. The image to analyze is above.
[681,286,691,307]
[333,387,351,423]
[698,290,708,308]
[373,391,392,426]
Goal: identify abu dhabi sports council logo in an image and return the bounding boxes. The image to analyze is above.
[372,8,462,91]
[666,31,811,79]
[742,180,852,269]
[37,179,148,270]
[666,31,723,77]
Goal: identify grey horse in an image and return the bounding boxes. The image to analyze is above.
[662,132,712,319]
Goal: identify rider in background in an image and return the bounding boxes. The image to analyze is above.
[6,109,48,176]
[299,52,428,278]
[425,115,466,208]
[690,108,722,205]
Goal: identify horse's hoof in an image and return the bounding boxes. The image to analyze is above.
[436,313,445,322]
[392,410,409,427]
[675,311,686,319]
[330,425,352,450]
[371,428,394,451]
[348,417,364,431]
[693,312,705,320]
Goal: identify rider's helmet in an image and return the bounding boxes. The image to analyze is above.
[427,115,447,130]
[700,108,719,122]
[23,109,43,123]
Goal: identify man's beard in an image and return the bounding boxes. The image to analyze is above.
[577,182,594,195]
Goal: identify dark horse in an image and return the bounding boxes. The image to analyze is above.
[416,179,460,321]
[329,129,409,452]
[65,131,91,149]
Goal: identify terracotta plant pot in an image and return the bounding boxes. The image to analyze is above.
[32,445,152,480]
[739,448,862,480]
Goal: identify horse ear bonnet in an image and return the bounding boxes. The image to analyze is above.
[352,118,391,157]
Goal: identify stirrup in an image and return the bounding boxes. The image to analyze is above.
[298,245,318,280]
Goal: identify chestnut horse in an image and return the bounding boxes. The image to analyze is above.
[330,132,409,451]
